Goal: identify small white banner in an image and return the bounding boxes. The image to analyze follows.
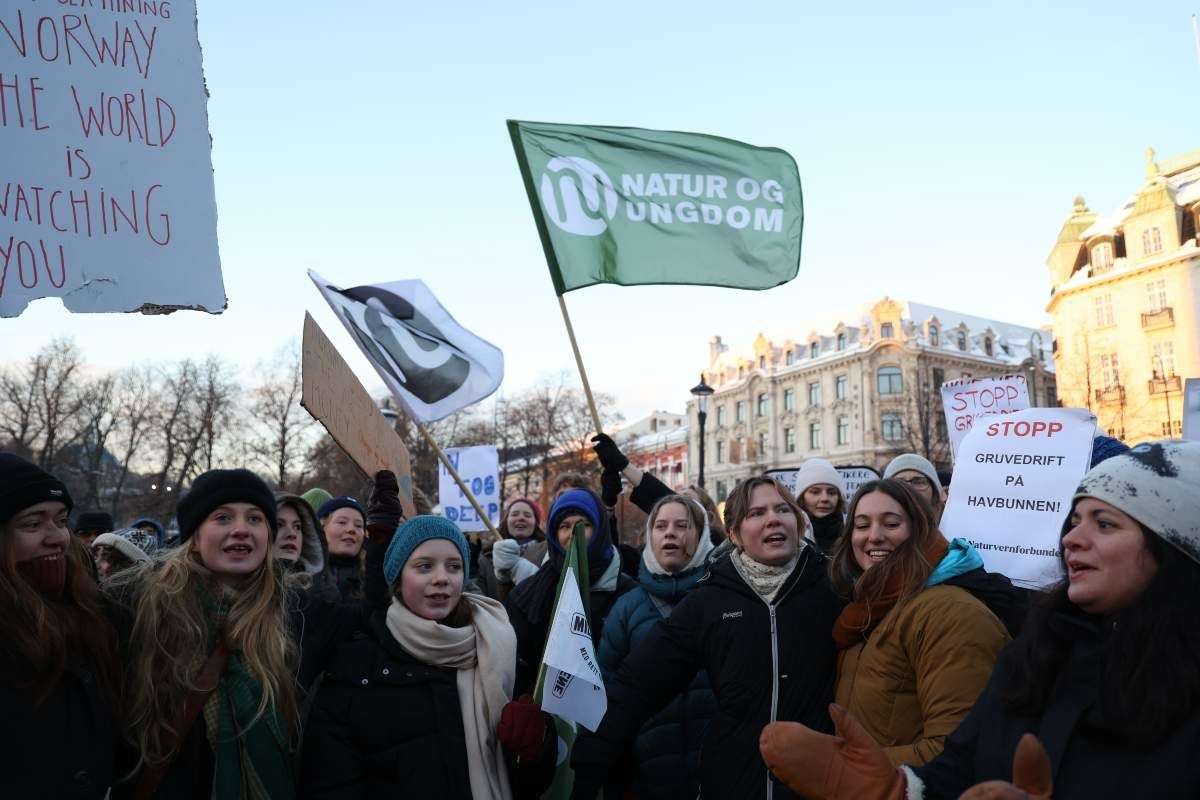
[940,407,1096,589]
[539,568,607,732]
[437,445,500,532]
[941,374,1031,459]
[1183,378,1200,442]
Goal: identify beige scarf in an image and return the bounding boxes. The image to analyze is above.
[386,594,517,800]
[730,548,802,603]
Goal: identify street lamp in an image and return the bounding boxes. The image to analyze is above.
[690,373,714,488]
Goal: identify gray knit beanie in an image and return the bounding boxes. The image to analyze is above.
[1074,440,1200,566]
[882,453,943,493]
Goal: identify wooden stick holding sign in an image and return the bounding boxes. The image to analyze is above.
[414,423,503,539]
[557,295,604,434]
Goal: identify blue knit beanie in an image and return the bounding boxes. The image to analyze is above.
[383,515,471,586]
[547,488,609,560]
[1090,434,1131,468]
[317,496,365,523]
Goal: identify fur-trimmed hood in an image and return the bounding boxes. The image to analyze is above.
[275,492,328,576]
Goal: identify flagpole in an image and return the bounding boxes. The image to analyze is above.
[415,422,504,539]
[556,294,604,433]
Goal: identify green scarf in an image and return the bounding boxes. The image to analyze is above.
[199,583,295,800]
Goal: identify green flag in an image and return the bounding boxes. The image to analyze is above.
[508,120,803,295]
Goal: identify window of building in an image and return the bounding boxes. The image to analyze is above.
[715,480,728,503]
[738,366,744,379]
[810,341,819,359]
[735,437,744,463]
[1162,420,1183,437]
[984,337,994,357]
[881,413,904,441]
[783,388,795,412]
[957,331,968,351]
[735,401,746,422]
[1143,226,1163,256]
[929,326,939,347]
[837,332,847,350]
[1100,353,1120,390]
[784,427,796,453]
[757,432,768,459]
[785,350,795,366]
[1093,294,1114,328]
[1146,279,1167,313]
[837,416,850,446]
[835,374,848,400]
[1092,242,1113,271]
[759,356,766,370]
[756,393,768,416]
[881,322,894,339]
[716,406,726,427]
[808,381,821,406]
[932,367,945,389]
[877,366,903,395]
[1153,341,1176,378]
[809,422,822,450]
[716,440,725,464]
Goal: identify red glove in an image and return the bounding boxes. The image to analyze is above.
[959,734,1054,800]
[367,470,403,544]
[497,695,548,762]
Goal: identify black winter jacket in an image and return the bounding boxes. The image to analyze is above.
[571,547,842,800]
[0,664,116,800]
[299,613,555,799]
[914,610,1200,798]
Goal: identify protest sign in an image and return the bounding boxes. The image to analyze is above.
[300,313,416,518]
[0,1,226,317]
[1183,379,1200,442]
[765,464,879,499]
[941,374,1030,458]
[940,408,1096,589]
[437,445,500,532]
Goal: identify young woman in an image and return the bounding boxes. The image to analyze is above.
[794,458,847,554]
[108,468,302,799]
[596,494,718,800]
[826,479,1008,766]
[91,527,156,579]
[882,454,945,520]
[760,441,1200,799]
[483,497,545,600]
[300,515,554,799]
[570,476,840,799]
[273,493,332,586]
[317,496,368,602]
[505,488,637,696]
[0,453,121,800]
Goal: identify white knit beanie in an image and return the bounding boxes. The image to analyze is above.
[883,453,943,493]
[793,458,846,499]
[1074,440,1200,566]
[92,528,152,564]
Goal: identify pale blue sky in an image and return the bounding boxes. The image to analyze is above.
[6,1,1199,422]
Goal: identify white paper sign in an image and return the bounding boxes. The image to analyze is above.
[0,1,225,317]
[940,408,1096,589]
[437,445,500,532]
[539,568,607,732]
[941,374,1031,458]
[1183,379,1200,442]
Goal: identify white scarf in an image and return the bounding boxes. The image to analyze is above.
[729,548,801,603]
[385,594,517,800]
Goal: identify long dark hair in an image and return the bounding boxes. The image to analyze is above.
[1001,518,1200,746]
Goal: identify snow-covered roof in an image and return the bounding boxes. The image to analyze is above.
[1081,159,1200,239]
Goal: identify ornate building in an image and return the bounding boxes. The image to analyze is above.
[1046,147,1199,442]
[688,298,1057,502]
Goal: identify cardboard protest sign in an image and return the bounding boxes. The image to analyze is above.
[300,313,416,518]
[940,408,1096,589]
[1183,379,1200,442]
[0,1,225,316]
[437,445,500,532]
[941,374,1030,458]
[765,464,879,499]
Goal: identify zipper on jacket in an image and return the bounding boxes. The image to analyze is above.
[764,550,808,800]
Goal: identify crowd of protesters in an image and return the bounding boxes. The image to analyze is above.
[2,423,1198,799]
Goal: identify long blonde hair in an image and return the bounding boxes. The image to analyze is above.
[113,544,300,769]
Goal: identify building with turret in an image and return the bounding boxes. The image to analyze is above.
[1046,147,1200,441]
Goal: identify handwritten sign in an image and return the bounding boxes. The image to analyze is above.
[940,407,1096,589]
[438,445,500,532]
[0,1,225,316]
[941,374,1030,458]
[301,313,415,518]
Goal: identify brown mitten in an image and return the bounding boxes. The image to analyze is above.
[760,704,907,800]
[958,734,1053,800]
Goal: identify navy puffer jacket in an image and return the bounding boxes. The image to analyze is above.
[597,560,717,800]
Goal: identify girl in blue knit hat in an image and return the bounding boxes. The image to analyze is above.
[300,515,556,799]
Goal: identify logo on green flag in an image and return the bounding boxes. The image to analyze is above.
[509,120,803,294]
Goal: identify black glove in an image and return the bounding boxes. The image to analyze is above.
[367,470,403,544]
[600,468,622,508]
[591,433,629,472]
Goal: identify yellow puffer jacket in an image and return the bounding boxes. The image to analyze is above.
[834,584,1009,767]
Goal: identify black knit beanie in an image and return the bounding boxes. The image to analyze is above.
[74,510,115,533]
[0,453,73,527]
[176,469,278,543]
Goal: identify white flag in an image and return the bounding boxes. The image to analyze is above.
[539,568,607,732]
[309,271,504,422]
